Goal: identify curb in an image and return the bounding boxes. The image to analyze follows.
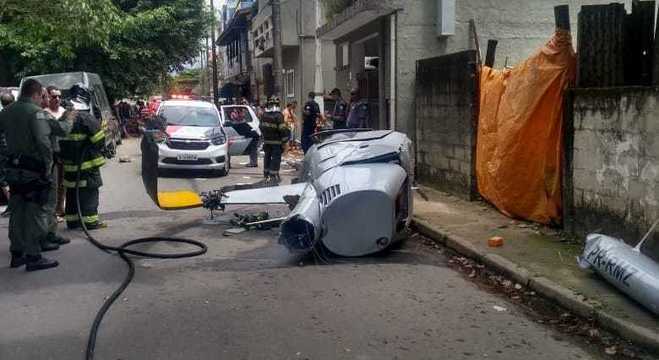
[411,217,659,353]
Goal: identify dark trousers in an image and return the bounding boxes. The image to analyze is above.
[301,131,313,154]
[263,143,282,176]
[64,187,100,228]
[246,137,259,165]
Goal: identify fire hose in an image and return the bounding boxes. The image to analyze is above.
[74,145,207,360]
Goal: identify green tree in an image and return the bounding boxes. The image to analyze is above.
[0,0,210,101]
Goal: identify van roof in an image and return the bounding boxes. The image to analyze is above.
[22,72,102,91]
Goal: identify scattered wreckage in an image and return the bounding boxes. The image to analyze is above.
[141,128,413,257]
[578,221,659,316]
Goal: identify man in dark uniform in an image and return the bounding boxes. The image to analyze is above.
[301,92,320,154]
[0,92,15,216]
[327,88,348,130]
[59,94,107,230]
[258,97,289,183]
[228,111,260,167]
[0,79,59,271]
[347,88,370,129]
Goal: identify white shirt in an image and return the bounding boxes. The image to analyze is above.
[45,106,66,120]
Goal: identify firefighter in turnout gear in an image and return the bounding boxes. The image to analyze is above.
[259,97,289,183]
[59,99,107,230]
[0,79,62,271]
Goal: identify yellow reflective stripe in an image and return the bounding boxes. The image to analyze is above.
[64,214,99,223]
[90,130,105,144]
[63,156,106,172]
[260,122,279,128]
[62,179,87,188]
[263,140,284,145]
[67,133,88,141]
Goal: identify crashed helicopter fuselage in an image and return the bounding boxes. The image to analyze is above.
[141,129,413,257]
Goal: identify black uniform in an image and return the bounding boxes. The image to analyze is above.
[59,111,106,229]
[301,100,320,153]
[329,97,348,130]
[259,110,289,179]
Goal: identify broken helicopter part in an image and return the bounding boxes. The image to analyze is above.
[141,128,413,257]
[578,221,659,316]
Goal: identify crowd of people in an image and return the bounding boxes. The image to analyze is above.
[221,87,370,183]
[0,80,107,271]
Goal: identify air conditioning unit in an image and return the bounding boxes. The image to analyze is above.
[365,57,380,71]
[437,0,455,36]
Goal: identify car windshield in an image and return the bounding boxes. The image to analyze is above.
[222,106,253,123]
[159,105,220,127]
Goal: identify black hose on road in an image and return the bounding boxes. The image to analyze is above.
[74,145,207,360]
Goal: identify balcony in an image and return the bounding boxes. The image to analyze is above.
[251,2,299,58]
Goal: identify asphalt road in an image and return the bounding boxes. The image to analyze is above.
[0,138,604,360]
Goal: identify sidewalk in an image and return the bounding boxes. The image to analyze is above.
[412,185,659,352]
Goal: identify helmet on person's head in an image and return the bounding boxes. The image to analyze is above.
[265,96,281,112]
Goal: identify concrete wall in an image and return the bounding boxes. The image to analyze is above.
[415,50,478,199]
[567,87,659,258]
[391,0,634,139]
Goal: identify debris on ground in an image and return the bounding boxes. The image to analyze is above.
[492,305,507,312]
[415,233,649,360]
[230,212,282,231]
[119,157,132,163]
[488,236,504,247]
[223,227,247,236]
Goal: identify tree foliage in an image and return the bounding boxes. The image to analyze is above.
[0,0,210,100]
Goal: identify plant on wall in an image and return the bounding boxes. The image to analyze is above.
[321,0,355,20]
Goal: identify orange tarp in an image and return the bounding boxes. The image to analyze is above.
[476,31,576,225]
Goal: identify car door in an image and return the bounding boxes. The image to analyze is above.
[221,106,251,156]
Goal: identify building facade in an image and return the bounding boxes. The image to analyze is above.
[316,0,635,136]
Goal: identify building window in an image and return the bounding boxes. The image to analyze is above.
[341,42,349,67]
[283,69,295,99]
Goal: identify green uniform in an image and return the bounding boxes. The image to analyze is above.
[59,111,105,228]
[0,97,54,256]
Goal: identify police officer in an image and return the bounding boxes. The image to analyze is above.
[301,92,320,153]
[327,88,348,130]
[347,88,370,129]
[0,79,60,271]
[259,97,289,183]
[59,97,107,230]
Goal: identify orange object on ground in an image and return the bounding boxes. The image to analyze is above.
[488,236,504,248]
[476,31,576,225]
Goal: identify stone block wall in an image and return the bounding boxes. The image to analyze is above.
[415,50,478,199]
[566,87,659,258]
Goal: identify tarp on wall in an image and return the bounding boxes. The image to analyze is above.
[476,31,576,225]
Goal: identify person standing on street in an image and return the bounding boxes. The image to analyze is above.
[301,92,320,153]
[0,92,15,216]
[228,111,260,168]
[59,97,107,230]
[0,79,60,270]
[259,97,288,183]
[45,86,67,222]
[327,88,348,130]
[347,88,370,129]
[282,101,298,151]
[39,87,72,249]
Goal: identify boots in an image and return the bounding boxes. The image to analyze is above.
[10,251,27,268]
[25,254,59,272]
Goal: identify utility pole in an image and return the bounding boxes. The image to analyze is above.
[210,0,219,105]
[272,0,283,99]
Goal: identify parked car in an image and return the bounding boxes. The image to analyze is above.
[156,100,230,176]
[219,104,262,156]
[21,72,122,157]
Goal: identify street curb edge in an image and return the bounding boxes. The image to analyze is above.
[411,216,659,353]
